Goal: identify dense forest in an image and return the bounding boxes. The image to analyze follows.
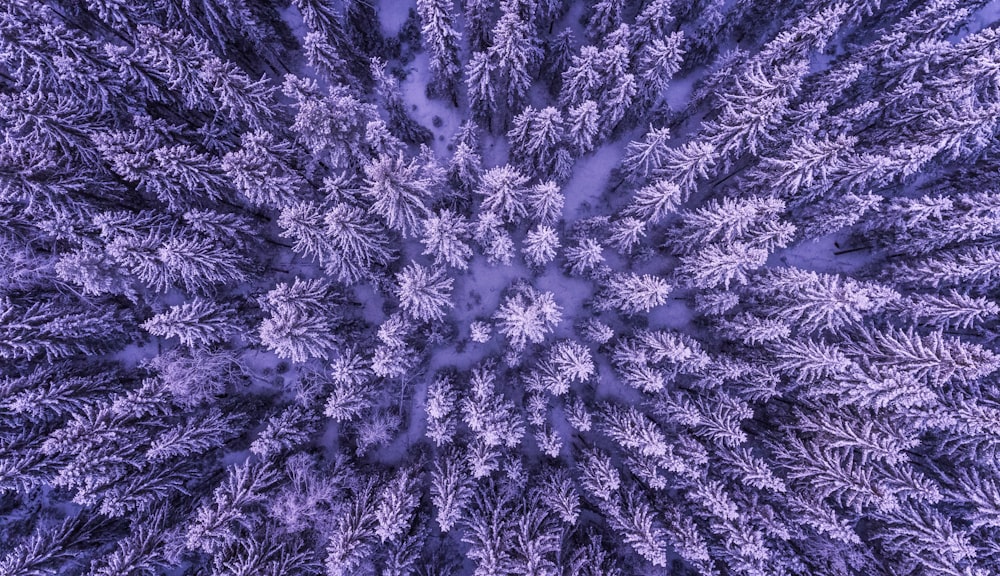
[3,0,1000,574]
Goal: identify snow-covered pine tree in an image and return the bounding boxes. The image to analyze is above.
[577,448,621,502]
[607,489,670,567]
[564,238,605,277]
[523,225,561,268]
[146,408,239,463]
[375,469,419,543]
[566,100,601,154]
[636,32,685,109]
[539,469,580,525]
[322,348,375,422]
[425,373,459,446]
[326,479,379,576]
[141,298,235,347]
[395,263,454,323]
[362,151,436,237]
[745,268,900,336]
[460,365,525,448]
[488,2,542,120]
[323,203,397,284]
[430,451,472,532]
[508,106,568,179]
[0,297,126,361]
[598,273,672,315]
[258,278,344,363]
[448,122,484,194]
[465,51,497,125]
[417,0,462,101]
[282,75,375,169]
[222,130,305,209]
[477,165,531,224]
[525,181,565,226]
[493,283,563,351]
[250,405,319,460]
[421,209,474,270]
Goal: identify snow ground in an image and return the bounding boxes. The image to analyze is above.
[399,53,463,157]
[775,233,872,276]
[377,0,415,36]
[561,137,636,221]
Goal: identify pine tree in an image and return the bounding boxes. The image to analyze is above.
[278,201,337,270]
[665,195,788,254]
[89,508,171,576]
[448,123,483,193]
[609,489,670,567]
[477,165,530,223]
[461,365,525,448]
[601,404,671,459]
[376,469,419,543]
[507,497,562,574]
[185,461,280,553]
[539,470,580,525]
[222,130,305,209]
[425,374,459,446]
[525,181,565,226]
[421,209,474,270]
[586,0,624,41]
[599,273,672,315]
[465,51,497,124]
[250,405,318,460]
[146,409,238,462]
[282,75,375,169]
[624,180,682,224]
[493,284,563,351]
[141,298,235,347]
[323,348,375,422]
[508,106,567,177]
[323,203,397,284]
[899,290,1000,330]
[747,268,900,336]
[888,245,1000,292]
[632,0,676,50]
[636,32,685,108]
[0,297,126,361]
[430,452,472,532]
[622,127,673,183]
[156,235,248,293]
[198,57,275,129]
[748,135,855,201]
[849,327,1000,388]
[677,242,768,290]
[577,448,620,502]
[304,29,354,85]
[488,3,541,116]
[606,217,647,254]
[702,60,806,162]
[564,238,605,277]
[326,479,379,576]
[523,225,561,267]
[363,152,436,237]
[0,516,100,576]
[258,278,344,363]
[599,71,637,134]
[395,263,454,323]
[461,481,516,575]
[567,100,600,154]
[292,0,340,32]
[417,0,462,100]
[654,141,717,199]
[547,340,595,385]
